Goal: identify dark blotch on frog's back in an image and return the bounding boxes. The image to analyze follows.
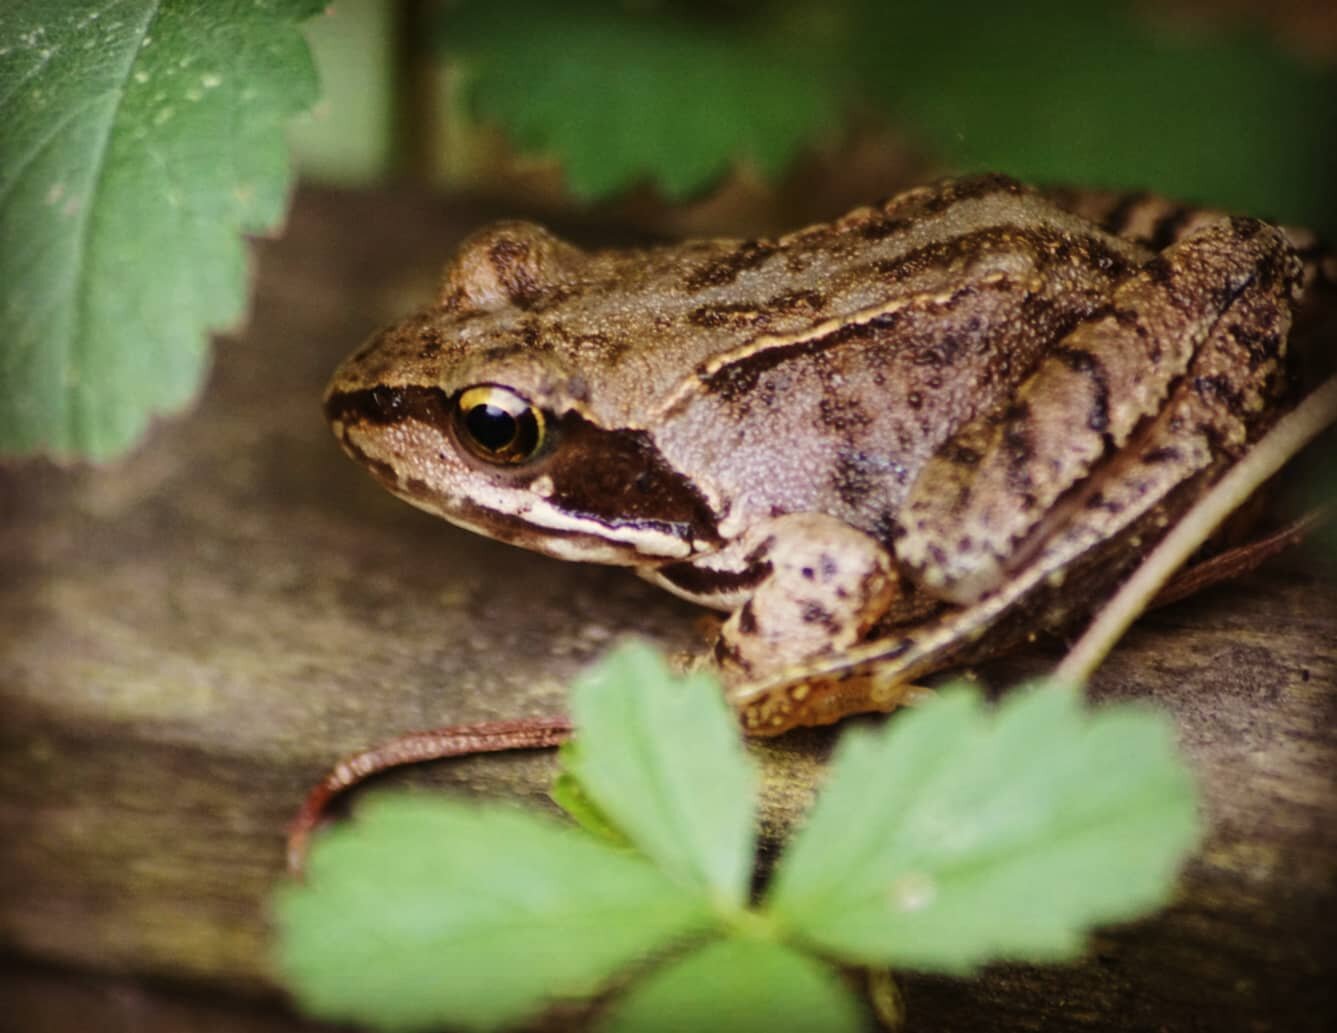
[684,239,779,290]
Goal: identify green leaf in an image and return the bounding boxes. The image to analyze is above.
[566,640,758,910]
[598,938,866,1033]
[439,2,846,200]
[766,683,1201,973]
[0,0,321,460]
[274,794,714,1033]
[551,741,631,847]
[853,0,1337,235]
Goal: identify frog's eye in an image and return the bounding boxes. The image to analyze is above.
[453,385,546,464]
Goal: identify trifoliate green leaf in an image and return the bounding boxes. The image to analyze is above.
[565,641,758,909]
[0,0,321,460]
[439,2,845,200]
[766,683,1201,973]
[598,938,866,1033]
[274,794,714,1033]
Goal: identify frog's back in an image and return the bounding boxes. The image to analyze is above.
[331,175,1151,433]
[638,176,1151,536]
[579,175,1156,422]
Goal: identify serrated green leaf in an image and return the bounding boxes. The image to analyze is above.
[767,683,1201,973]
[566,641,758,909]
[0,0,321,460]
[439,2,846,200]
[598,938,866,1033]
[274,794,715,1033]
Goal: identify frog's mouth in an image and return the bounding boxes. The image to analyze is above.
[326,385,723,566]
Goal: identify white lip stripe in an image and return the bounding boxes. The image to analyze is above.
[391,478,695,562]
[348,420,702,563]
[515,501,694,559]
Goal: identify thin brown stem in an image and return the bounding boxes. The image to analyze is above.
[1148,510,1324,609]
[287,716,573,877]
[1056,376,1337,686]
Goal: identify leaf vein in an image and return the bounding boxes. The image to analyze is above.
[0,90,114,208]
[63,0,165,449]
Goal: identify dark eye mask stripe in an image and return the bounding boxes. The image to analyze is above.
[324,385,722,547]
[324,385,454,430]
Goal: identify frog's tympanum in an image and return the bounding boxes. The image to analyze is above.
[325,174,1332,734]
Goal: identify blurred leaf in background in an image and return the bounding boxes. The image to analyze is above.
[852,0,1337,234]
[420,0,1334,229]
[437,0,848,200]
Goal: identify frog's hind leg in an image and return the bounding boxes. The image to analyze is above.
[1042,184,1336,320]
[734,219,1306,735]
[896,217,1303,606]
[1041,185,1228,252]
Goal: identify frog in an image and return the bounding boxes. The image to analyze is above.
[324,173,1332,736]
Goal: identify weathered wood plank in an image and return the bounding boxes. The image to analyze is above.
[1,187,1333,1031]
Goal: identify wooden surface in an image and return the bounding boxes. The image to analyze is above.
[1,186,1334,1032]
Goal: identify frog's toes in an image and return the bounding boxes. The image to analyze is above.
[715,517,896,681]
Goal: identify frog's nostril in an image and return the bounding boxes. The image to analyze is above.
[369,385,403,419]
[322,386,402,427]
[324,385,455,431]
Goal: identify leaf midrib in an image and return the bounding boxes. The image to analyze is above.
[61,0,164,448]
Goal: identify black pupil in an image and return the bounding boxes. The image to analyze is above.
[465,403,517,452]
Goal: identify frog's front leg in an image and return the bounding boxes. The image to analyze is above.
[716,515,900,680]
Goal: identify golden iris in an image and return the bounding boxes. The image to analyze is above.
[453,385,545,464]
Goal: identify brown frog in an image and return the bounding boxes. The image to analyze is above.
[324,174,1331,735]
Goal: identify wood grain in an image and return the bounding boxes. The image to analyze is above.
[1,187,1333,1032]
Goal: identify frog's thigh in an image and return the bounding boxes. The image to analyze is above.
[899,217,1300,604]
[739,267,1298,736]
[715,514,896,681]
